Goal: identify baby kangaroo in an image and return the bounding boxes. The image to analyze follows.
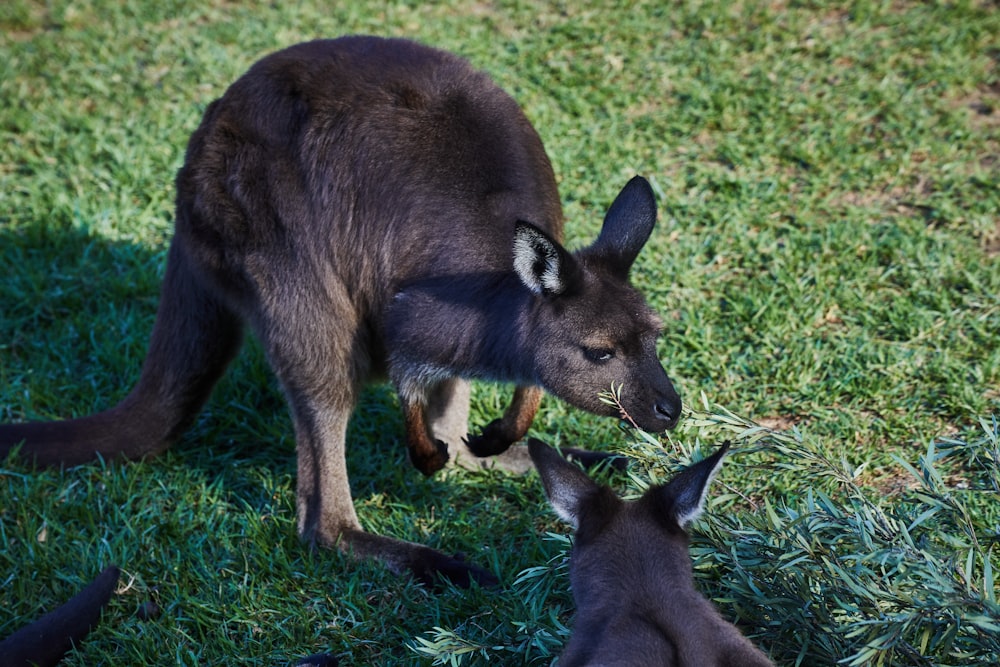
[529,439,773,667]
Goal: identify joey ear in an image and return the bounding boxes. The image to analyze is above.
[657,441,730,528]
[513,222,579,297]
[528,438,600,529]
[587,175,658,278]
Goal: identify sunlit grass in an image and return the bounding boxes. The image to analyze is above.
[1,1,998,664]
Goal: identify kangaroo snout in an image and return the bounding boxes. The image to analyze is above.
[620,382,682,433]
[654,391,682,429]
[638,353,683,432]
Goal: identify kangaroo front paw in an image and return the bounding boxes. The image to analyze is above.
[408,438,450,476]
[464,419,516,457]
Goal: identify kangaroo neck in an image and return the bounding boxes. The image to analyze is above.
[385,270,539,386]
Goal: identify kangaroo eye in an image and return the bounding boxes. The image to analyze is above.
[584,347,615,363]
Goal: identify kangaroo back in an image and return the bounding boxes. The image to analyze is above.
[0,37,682,586]
[529,439,773,667]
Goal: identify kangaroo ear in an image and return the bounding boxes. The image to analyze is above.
[528,438,599,529]
[657,441,730,528]
[586,175,657,279]
[513,222,579,297]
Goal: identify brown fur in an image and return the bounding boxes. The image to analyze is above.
[529,440,773,666]
[0,37,681,586]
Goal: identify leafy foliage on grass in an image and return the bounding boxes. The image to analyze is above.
[415,407,1000,666]
[1,1,998,665]
[683,407,999,667]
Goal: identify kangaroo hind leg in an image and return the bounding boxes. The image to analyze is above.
[287,386,496,586]
[261,293,495,587]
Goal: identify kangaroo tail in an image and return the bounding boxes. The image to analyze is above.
[0,565,120,667]
[0,242,243,467]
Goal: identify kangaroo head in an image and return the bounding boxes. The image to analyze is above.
[529,437,727,563]
[513,176,681,433]
[528,439,772,667]
[529,438,729,626]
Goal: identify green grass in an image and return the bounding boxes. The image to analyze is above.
[1,1,998,665]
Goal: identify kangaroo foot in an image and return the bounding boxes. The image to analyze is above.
[410,547,499,589]
[338,529,498,590]
[295,653,339,667]
[408,437,450,476]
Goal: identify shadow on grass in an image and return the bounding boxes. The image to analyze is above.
[0,220,494,532]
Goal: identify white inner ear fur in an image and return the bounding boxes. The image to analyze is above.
[547,485,583,529]
[513,228,563,294]
[674,459,725,528]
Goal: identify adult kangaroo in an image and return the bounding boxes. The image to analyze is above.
[529,439,773,666]
[0,36,681,587]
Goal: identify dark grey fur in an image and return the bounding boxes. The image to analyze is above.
[0,565,119,667]
[0,37,681,586]
[529,439,773,666]
[0,564,344,666]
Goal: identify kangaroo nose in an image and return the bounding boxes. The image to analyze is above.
[654,394,682,430]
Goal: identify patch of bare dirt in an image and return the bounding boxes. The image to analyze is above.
[984,219,1000,258]
[953,81,1000,131]
[756,415,803,431]
[867,468,921,496]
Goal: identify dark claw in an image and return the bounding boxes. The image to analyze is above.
[464,419,515,457]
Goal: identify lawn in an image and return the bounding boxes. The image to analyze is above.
[1,1,998,665]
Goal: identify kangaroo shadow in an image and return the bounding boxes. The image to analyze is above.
[1,222,442,491]
[0,223,464,664]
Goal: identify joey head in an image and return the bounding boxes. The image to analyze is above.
[530,439,773,666]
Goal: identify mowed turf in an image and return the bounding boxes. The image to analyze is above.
[1,1,997,665]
